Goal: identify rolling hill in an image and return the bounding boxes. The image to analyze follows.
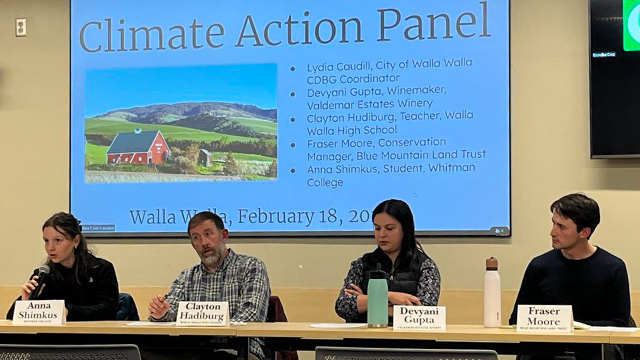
[94,101,277,124]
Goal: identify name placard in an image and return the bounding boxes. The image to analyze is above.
[393,306,446,330]
[176,301,229,326]
[12,300,66,325]
[517,305,572,333]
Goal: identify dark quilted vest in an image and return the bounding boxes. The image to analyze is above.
[351,247,427,323]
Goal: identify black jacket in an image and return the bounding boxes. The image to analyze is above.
[6,254,119,321]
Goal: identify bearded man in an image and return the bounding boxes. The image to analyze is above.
[148,211,270,360]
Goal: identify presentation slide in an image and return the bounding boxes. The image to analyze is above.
[70,0,511,236]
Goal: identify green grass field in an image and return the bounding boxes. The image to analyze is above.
[93,116,128,122]
[85,118,265,143]
[209,151,275,162]
[196,163,224,175]
[86,143,109,164]
[229,117,276,135]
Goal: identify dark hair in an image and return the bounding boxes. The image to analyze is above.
[187,211,225,237]
[372,199,424,267]
[42,212,92,284]
[550,193,600,239]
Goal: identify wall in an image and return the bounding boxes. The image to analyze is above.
[2,0,640,305]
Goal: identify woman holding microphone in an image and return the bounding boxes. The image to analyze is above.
[6,212,119,321]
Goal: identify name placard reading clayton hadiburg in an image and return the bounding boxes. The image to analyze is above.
[176,301,229,326]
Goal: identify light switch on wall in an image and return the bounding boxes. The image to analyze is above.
[16,18,27,37]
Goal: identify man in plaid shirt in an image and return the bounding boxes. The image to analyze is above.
[148,211,270,360]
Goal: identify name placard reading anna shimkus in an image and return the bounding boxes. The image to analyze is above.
[12,300,66,325]
[393,306,446,330]
[517,305,572,333]
[176,301,229,326]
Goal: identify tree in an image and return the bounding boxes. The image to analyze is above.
[185,143,200,162]
[224,151,239,176]
[174,156,194,174]
[267,160,277,178]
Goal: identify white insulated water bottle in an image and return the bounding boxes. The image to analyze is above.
[483,257,501,328]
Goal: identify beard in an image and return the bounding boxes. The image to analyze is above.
[200,243,225,268]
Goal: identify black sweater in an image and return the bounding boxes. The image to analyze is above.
[6,255,119,321]
[509,247,630,327]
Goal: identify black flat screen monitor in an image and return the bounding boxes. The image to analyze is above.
[590,0,640,158]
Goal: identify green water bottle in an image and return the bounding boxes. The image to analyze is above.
[367,263,388,328]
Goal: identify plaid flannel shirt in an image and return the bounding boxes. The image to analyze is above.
[151,249,270,359]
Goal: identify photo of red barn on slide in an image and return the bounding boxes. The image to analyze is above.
[83,64,277,183]
[106,129,170,165]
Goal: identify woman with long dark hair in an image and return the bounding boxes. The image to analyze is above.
[6,212,119,320]
[335,199,440,323]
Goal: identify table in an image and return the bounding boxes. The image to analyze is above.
[610,331,640,345]
[0,320,635,360]
[0,320,235,336]
[0,320,244,359]
[235,323,619,360]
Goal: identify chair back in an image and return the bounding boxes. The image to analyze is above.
[315,347,498,360]
[0,344,141,360]
[117,292,140,321]
[268,295,299,360]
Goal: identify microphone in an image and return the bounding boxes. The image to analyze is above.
[28,265,50,300]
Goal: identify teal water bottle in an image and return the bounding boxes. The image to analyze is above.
[367,263,388,328]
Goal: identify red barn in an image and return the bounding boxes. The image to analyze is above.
[106,129,170,165]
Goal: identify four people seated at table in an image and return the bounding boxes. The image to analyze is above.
[4,194,634,344]
[6,212,119,321]
[335,199,441,323]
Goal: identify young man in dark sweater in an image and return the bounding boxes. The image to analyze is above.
[509,193,630,326]
[509,193,630,359]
